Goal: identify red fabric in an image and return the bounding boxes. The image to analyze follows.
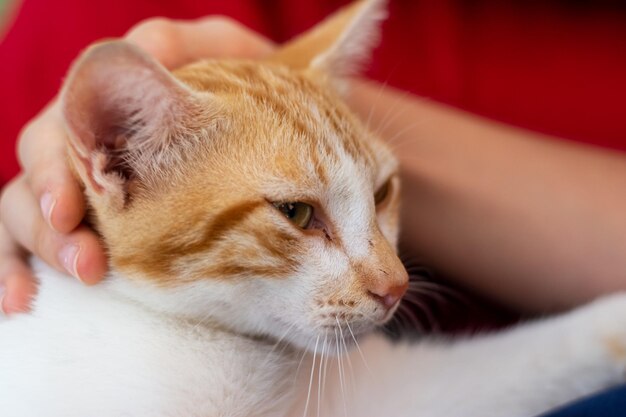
[1,0,626,186]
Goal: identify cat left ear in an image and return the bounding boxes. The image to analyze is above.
[268,0,387,77]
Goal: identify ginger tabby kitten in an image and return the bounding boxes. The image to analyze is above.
[2,1,626,416]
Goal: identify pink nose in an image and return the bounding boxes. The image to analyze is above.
[368,281,408,309]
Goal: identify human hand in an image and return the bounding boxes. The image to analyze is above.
[0,16,274,314]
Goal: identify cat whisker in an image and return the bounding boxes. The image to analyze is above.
[341,319,356,397]
[189,309,212,332]
[386,120,429,151]
[335,318,353,392]
[294,348,309,385]
[261,321,298,369]
[387,308,406,328]
[406,285,448,305]
[379,320,400,337]
[370,88,414,141]
[397,302,428,332]
[403,291,433,306]
[302,335,320,417]
[189,309,221,336]
[334,327,348,417]
[321,335,331,411]
[405,296,441,332]
[408,278,453,294]
[401,258,433,272]
[364,78,391,132]
[409,280,472,307]
[335,317,346,344]
[317,334,327,417]
[346,319,373,377]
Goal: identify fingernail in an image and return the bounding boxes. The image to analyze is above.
[40,192,58,231]
[59,244,82,282]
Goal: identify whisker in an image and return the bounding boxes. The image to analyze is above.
[382,307,414,336]
[409,280,472,306]
[370,89,415,141]
[386,120,428,150]
[364,79,391,132]
[335,327,348,417]
[379,322,401,337]
[341,320,356,396]
[392,303,414,330]
[190,310,215,333]
[335,318,353,392]
[346,320,373,376]
[401,297,439,331]
[401,258,433,272]
[260,321,298,368]
[317,334,327,417]
[321,335,331,408]
[302,335,320,417]
[397,303,426,331]
[406,287,448,306]
[294,348,309,385]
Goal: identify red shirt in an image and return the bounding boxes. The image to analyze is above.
[1,0,625,186]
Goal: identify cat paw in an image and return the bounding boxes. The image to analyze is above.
[572,293,626,374]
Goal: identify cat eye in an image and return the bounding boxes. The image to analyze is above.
[273,202,314,228]
[374,179,392,205]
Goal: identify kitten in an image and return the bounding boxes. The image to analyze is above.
[1,1,626,416]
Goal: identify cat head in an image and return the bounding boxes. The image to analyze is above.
[61,0,407,351]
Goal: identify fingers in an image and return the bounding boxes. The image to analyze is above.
[0,222,37,314]
[17,102,85,234]
[0,176,107,286]
[125,16,275,69]
[11,100,108,286]
[0,258,38,315]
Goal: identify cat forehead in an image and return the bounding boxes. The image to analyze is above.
[172,60,395,189]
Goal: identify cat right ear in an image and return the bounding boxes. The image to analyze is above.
[268,0,387,77]
[61,41,213,210]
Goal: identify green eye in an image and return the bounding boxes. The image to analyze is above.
[274,202,314,228]
[374,179,391,205]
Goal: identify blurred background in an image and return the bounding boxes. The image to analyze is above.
[0,0,12,30]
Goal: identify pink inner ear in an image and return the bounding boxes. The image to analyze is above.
[61,41,198,196]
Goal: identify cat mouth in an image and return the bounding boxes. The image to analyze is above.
[273,312,384,352]
[313,307,396,343]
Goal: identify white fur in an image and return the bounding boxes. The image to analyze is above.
[1,260,626,416]
[0,260,298,417]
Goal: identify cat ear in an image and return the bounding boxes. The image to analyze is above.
[61,41,211,209]
[268,0,387,77]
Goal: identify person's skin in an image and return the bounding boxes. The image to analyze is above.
[2,16,626,315]
[348,83,626,312]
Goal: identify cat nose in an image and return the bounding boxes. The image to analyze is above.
[367,278,408,310]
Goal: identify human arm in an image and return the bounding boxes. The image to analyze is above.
[349,79,626,312]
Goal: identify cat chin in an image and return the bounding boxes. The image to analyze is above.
[280,322,379,355]
[287,333,357,355]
